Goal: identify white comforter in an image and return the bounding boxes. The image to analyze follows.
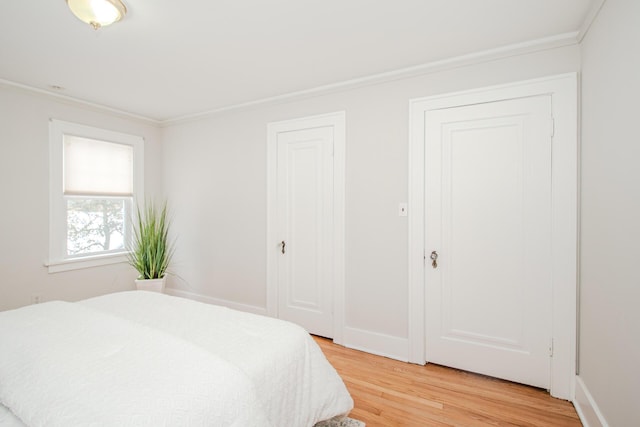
[0,292,353,426]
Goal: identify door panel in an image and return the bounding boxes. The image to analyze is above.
[277,127,334,338]
[425,96,552,388]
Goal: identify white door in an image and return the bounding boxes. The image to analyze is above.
[276,126,334,338]
[424,95,553,389]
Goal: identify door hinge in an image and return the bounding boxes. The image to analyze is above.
[549,339,554,357]
[550,117,555,138]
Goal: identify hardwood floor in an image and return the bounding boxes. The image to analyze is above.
[314,336,581,427]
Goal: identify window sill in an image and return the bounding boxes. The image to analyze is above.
[46,253,129,274]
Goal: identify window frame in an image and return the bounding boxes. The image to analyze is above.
[48,119,144,273]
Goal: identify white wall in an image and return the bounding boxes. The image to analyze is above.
[579,0,640,425]
[0,85,162,311]
[162,45,580,357]
[2,8,637,420]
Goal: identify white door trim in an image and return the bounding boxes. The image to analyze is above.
[267,111,346,344]
[408,73,578,400]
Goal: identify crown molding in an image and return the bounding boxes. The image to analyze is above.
[0,79,161,126]
[577,0,607,42]
[1,30,581,128]
[162,31,580,127]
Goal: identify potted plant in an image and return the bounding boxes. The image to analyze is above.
[128,201,174,293]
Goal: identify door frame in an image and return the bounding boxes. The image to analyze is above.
[407,74,578,400]
[266,111,346,344]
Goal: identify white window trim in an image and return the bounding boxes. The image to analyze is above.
[48,119,144,273]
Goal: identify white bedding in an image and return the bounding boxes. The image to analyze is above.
[0,402,25,427]
[0,292,353,426]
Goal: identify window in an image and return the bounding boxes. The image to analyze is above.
[49,120,144,272]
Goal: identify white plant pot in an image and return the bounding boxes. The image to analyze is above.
[135,276,166,293]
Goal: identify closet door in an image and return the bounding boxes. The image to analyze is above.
[424,95,553,388]
[276,126,335,338]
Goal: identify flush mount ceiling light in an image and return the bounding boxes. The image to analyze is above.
[66,0,127,30]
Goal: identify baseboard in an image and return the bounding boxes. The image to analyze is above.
[165,288,268,317]
[574,376,609,427]
[343,326,409,362]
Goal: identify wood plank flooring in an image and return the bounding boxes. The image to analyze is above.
[313,336,581,427]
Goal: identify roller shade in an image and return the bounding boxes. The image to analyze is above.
[64,135,133,196]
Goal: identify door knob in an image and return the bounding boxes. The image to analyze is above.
[281,241,286,254]
[430,251,438,268]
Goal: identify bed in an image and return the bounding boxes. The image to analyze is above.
[0,291,353,426]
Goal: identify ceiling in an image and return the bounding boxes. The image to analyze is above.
[0,1,597,122]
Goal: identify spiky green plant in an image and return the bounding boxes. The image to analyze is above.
[128,201,174,280]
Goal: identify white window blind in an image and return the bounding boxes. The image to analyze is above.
[64,135,134,196]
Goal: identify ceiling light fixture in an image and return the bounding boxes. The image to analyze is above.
[66,0,127,30]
